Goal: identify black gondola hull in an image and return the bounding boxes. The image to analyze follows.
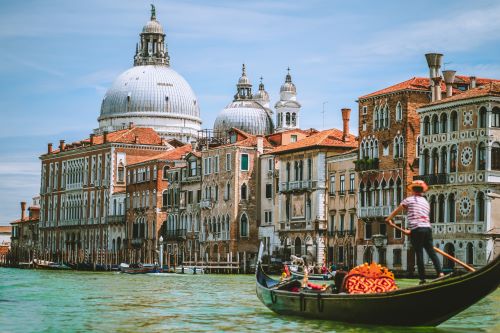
[256,256,500,326]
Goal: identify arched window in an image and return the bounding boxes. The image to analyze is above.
[450,111,458,131]
[396,178,402,204]
[440,146,448,173]
[450,145,458,172]
[291,113,296,126]
[382,106,388,127]
[493,107,500,127]
[286,197,290,220]
[240,213,249,237]
[294,161,299,181]
[286,162,291,182]
[369,140,374,158]
[396,102,402,121]
[476,192,485,222]
[360,141,366,159]
[440,113,448,133]
[432,148,439,174]
[429,195,436,223]
[466,243,474,265]
[448,193,455,222]
[438,194,445,222]
[492,142,500,170]
[117,163,125,183]
[423,116,430,135]
[286,112,290,126]
[394,136,400,158]
[423,149,430,175]
[225,181,231,200]
[432,114,439,134]
[240,183,247,200]
[359,183,365,207]
[162,190,168,207]
[478,142,486,171]
[373,140,379,158]
[374,107,379,129]
[294,237,302,256]
[366,181,373,206]
[374,181,380,206]
[478,107,487,128]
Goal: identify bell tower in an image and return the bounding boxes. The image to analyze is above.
[275,68,301,132]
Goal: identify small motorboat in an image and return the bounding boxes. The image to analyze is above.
[120,263,161,274]
[174,266,204,274]
[34,259,70,270]
[256,255,500,326]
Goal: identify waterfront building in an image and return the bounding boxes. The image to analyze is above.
[269,112,357,266]
[355,52,498,274]
[9,199,39,265]
[199,128,272,271]
[326,148,358,269]
[38,126,171,264]
[95,5,202,142]
[125,144,192,264]
[416,81,500,268]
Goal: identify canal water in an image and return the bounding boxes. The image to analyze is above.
[0,268,498,333]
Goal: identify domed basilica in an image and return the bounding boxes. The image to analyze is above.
[96,6,202,143]
[96,6,301,142]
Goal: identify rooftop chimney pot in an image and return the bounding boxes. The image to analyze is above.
[103,131,109,143]
[20,201,26,221]
[341,108,351,141]
[425,53,444,102]
[442,70,456,97]
[256,135,264,154]
[47,143,53,154]
[59,140,65,152]
[89,134,95,145]
[470,76,477,89]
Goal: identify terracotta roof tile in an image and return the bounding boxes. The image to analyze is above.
[267,128,357,155]
[129,144,193,165]
[427,81,500,105]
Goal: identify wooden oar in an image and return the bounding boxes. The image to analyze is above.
[387,220,475,272]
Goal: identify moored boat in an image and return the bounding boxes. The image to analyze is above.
[256,255,500,326]
[34,259,70,270]
[174,266,204,274]
[121,263,161,274]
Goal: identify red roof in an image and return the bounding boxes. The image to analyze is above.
[428,82,500,105]
[358,76,499,100]
[49,127,164,154]
[129,144,193,166]
[268,128,357,155]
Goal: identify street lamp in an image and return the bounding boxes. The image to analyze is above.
[159,236,164,269]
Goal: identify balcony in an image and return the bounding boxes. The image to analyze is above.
[200,199,213,209]
[354,158,379,172]
[359,205,396,219]
[106,215,125,224]
[414,174,448,185]
[279,180,317,192]
[432,222,484,235]
[165,228,187,241]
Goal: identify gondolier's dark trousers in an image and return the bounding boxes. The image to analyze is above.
[410,227,442,280]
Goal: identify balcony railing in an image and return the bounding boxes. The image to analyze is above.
[414,174,448,185]
[106,215,125,224]
[279,180,317,192]
[432,222,484,235]
[354,158,379,172]
[164,228,187,240]
[359,205,396,219]
[200,199,213,209]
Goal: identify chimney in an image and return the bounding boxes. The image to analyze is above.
[425,53,443,102]
[470,76,477,89]
[341,108,351,141]
[442,70,456,97]
[59,140,66,152]
[47,143,53,154]
[20,201,26,221]
[103,131,108,143]
[190,141,197,151]
[90,133,95,145]
[134,135,139,144]
[432,77,443,101]
[256,135,264,154]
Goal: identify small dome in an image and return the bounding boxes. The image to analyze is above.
[142,19,164,34]
[214,101,274,136]
[280,73,296,94]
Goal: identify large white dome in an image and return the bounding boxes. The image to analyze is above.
[97,65,201,142]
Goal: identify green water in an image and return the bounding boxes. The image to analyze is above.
[0,268,498,333]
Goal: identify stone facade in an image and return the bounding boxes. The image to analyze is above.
[326,150,358,269]
[416,83,500,269]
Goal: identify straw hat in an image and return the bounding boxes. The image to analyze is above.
[407,180,429,193]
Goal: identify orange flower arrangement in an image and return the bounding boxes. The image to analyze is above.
[344,262,398,294]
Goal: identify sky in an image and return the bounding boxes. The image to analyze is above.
[0,0,499,225]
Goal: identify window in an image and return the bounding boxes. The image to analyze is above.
[117,164,125,183]
[286,162,291,182]
[339,214,345,232]
[226,153,232,171]
[214,185,219,202]
[432,114,439,134]
[241,183,247,200]
[478,142,486,171]
[477,192,485,222]
[162,190,168,207]
[203,157,212,175]
[264,211,272,223]
[365,223,372,239]
[197,189,201,203]
[241,154,249,171]
[423,116,430,135]
[214,156,219,173]
[163,166,169,179]
[240,214,249,237]
[450,111,458,131]
[379,223,386,236]
[307,158,312,180]
[450,145,458,172]
[265,184,272,199]
[393,249,402,265]
[448,194,455,222]
[349,173,355,193]
[267,158,273,171]
[362,106,367,115]
[349,213,355,232]
[189,161,197,176]
[383,143,389,156]
[291,135,298,143]
[330,175,336,195]
[394,223,402,239]
[188,191,193,204]
[339,175,345,195]
[493,107,500,127]
[440,113,448,133]
[493,142,500,170]
[396,102,402,121]
[225,182,231,200]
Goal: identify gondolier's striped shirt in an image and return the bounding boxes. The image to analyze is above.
[401,195,431,229]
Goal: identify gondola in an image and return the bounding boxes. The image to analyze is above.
[256,254,500,326]
[290,270,333,281]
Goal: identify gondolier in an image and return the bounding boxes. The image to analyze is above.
[385,180,444,284]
